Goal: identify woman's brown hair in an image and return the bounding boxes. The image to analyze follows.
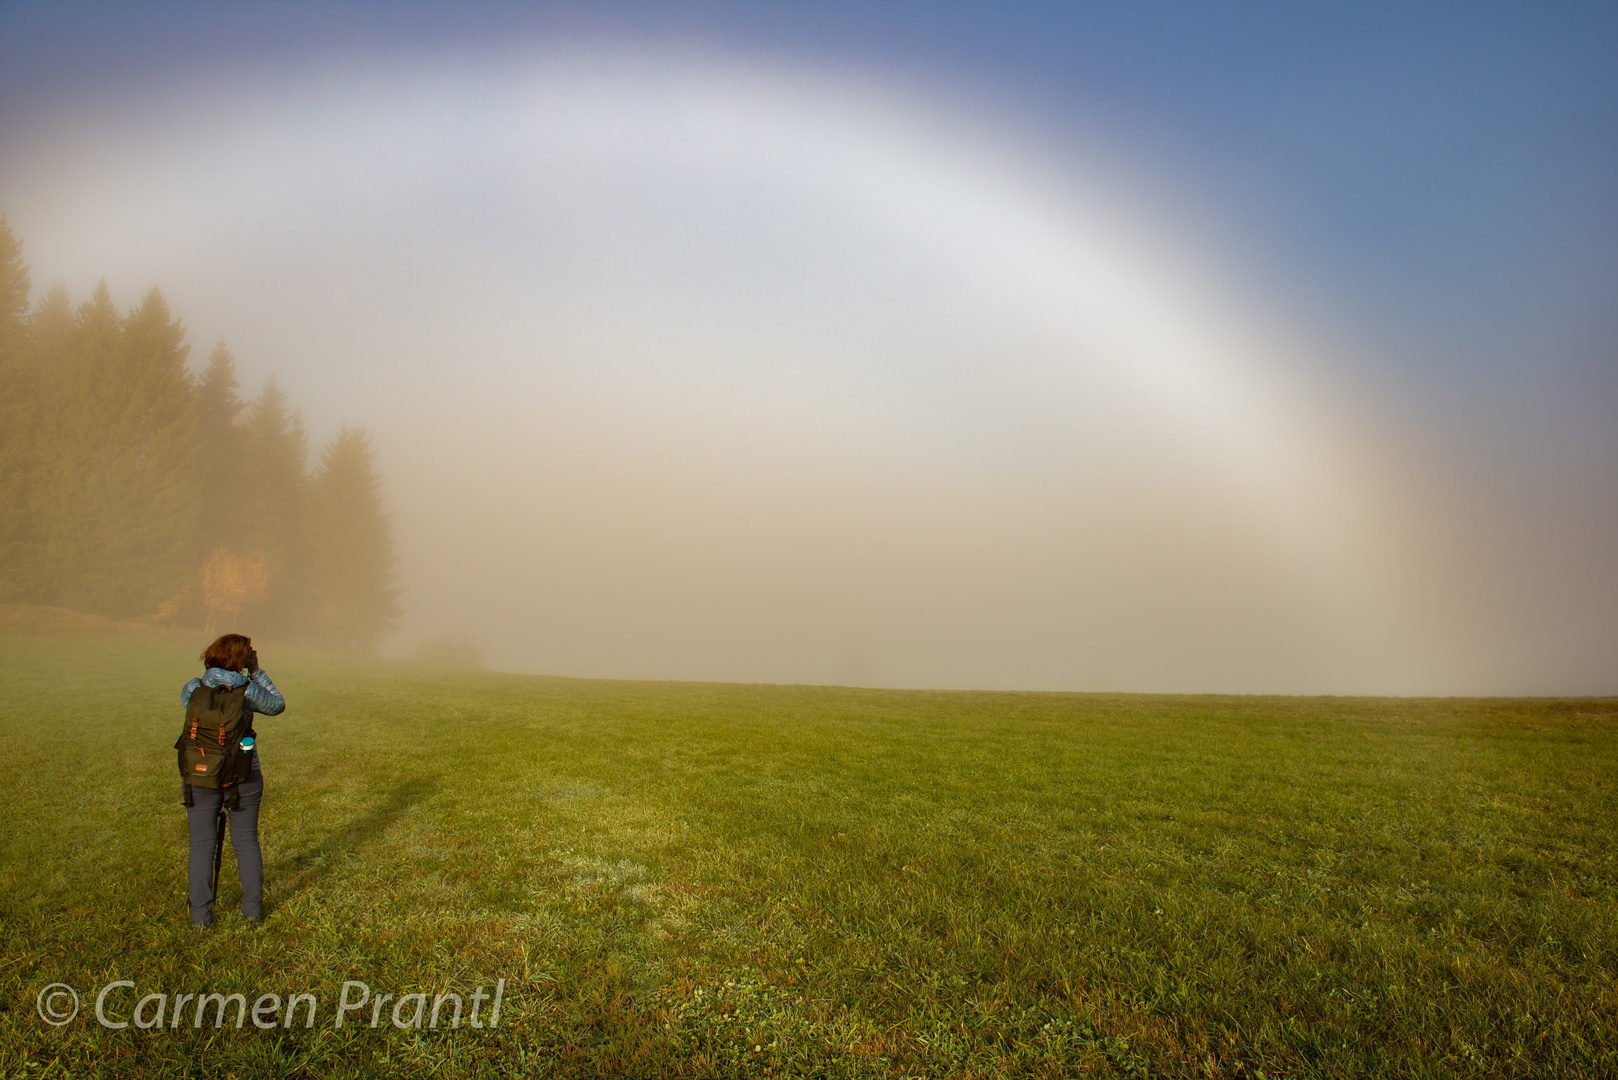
[202,634,253,672]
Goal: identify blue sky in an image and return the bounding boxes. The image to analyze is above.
[2,2,1614,693]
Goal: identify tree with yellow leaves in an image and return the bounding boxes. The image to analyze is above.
[154,547,268,634]
[199,547,268,636]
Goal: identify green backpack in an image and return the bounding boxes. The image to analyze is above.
[175,684,254,792]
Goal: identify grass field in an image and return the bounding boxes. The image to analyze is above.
[1,628,1615,1078]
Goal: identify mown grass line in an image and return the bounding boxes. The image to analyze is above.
[1,631,1614,1078]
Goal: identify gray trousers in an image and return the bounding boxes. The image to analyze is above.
[185,773,264,925]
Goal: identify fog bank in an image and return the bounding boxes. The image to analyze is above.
[3,50,1613,694]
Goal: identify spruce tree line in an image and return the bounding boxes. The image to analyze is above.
[0,220,400,650]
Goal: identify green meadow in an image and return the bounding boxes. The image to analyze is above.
[1,627,1615,1078]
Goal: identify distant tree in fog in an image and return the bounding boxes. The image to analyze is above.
[307,425,401,651]
[29,284,202,616]
[2,285,71,601]
[193,343,248,539]
[198,546,269,635]
[240,376,312,635]
[0,221,35,601]
[154,546,269,634]
[0,220,402,645]
[0,220,27,354]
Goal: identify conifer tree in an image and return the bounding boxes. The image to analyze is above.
[34,286,202,615]
[0,220,36,601]
[2,285,74,602]
[307,426,400,651]
[27,283,75,355]
[0,223,404,638]
[193,343,248,551]
[0,220,26,346]
[240,377,310,632]
[30,283,121,606]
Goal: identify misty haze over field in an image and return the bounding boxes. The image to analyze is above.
[2,4,1614,695]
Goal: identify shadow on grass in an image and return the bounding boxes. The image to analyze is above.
[269,774,440,907]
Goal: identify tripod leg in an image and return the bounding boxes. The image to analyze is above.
[211,804,227,902]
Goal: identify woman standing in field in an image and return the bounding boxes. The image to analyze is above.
[180,633,284,927]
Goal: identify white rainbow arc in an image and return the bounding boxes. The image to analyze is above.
[5,49,1427,689]
[467,57,1396,597]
